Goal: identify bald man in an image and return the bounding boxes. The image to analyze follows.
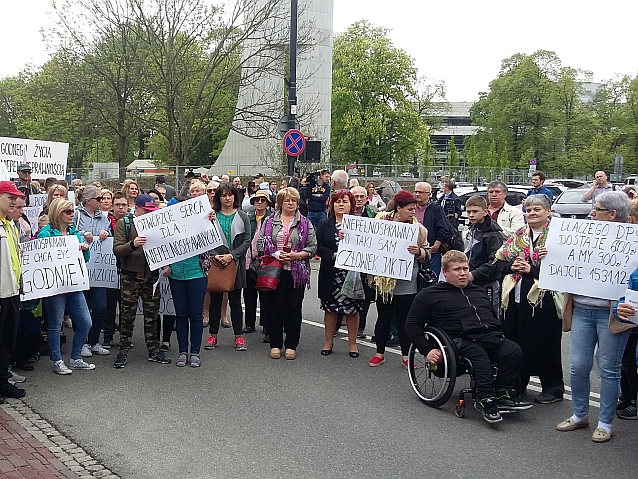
[582,171,617,206]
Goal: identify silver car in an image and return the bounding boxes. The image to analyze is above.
[551,188,592,219]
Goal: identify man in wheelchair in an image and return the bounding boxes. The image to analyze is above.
[406,251,532,423]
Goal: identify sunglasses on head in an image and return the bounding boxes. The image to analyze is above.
[63,209,74,215]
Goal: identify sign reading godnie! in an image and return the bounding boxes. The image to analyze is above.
[539,218,638,300]
[335,214,419,281]
[133,196,223,270]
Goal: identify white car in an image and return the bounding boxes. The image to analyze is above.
[400,172,412,178]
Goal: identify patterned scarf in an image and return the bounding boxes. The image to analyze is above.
[262,212,311,288]
[495,220,550,310]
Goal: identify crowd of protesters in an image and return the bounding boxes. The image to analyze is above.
[0,165,635,441]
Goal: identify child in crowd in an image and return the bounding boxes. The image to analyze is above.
[464,195,503,312]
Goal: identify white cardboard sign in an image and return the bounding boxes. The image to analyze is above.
[86,238,118,289]
[0,137,68,179]
[133,196,223,270]
[335,214,419,281]
[621,289,638,325]
[539,218,638,300]
[136,275,175,316]
[20,235,90,301]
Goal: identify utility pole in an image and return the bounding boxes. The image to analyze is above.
[287,0,298,177]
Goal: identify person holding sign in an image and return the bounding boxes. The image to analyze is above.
[0,182,27,399]
[496,194,564,404]
[557,191,633,443]
[38,198,95,375]
[257,187,317,360]
[112,194,171,369]
[369,191,429,368]
[317,191,362,357]
[73,186,112,358]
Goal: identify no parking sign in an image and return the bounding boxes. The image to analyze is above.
[282,129,306,157]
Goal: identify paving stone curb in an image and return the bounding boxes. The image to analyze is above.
[1,399,120,479]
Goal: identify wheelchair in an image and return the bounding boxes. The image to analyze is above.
[407,326,514,418]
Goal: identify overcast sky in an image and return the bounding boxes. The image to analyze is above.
[2,0,637,102]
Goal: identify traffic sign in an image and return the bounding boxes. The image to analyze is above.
[529,158,537,165]
[283,129,306,157]
[278,115,300,138]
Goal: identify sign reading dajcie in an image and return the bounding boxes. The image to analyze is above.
[20,235,90,301]
[539,218,638,300]
[335,215,419,281]
[133,196,223,270]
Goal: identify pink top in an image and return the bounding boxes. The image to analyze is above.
[276,224,292,271]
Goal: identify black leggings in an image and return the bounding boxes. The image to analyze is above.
[620,332,638,402]
[156,315,175,344]
[374,294,416,356]
[209,290,243,335]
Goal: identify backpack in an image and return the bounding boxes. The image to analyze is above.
[439,217,463,254]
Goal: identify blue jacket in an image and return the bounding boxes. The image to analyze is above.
[527,186,554,203]
[421,200,449,246]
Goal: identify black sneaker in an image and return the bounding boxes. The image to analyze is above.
[386,338,400,347]
[617,398,631,410]
[357,330,367,339]
[242,326,255,334]
[616,402,637,420]
[148,351,171,364]
[534,392,563,404]
[496,391,533,410]
[0,382,26,399]
[102,340,112,350]
[263,334,270,344]
[114,352,127,369]
[477,398,503,423]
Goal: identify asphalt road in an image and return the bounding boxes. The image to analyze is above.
[21,268,638,479]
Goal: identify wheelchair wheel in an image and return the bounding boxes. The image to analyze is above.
[408,326,457,408]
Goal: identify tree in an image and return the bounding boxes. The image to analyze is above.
[447,137,459,168]
[331,21,433,166]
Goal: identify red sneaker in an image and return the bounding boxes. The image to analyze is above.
[369,355,385,367]
[204,335,217,350]
[234,337,247,351]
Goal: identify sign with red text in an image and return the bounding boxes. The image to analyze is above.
[539,218,638,300]
[133,195,223,270]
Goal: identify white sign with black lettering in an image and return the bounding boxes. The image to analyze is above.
[24,207,42,234]
[539,218,638,300]
[87,238,118,288]
[133,196,223,270]
[335,215,419,281]
[0,137,68,179]
[136,275,175,316]
[20,235,89,301]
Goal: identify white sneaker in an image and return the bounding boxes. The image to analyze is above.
[90,343,110,356]
[80,344,93,357]
[53,360,72,375]
[68,358,96,370]
[9,369,26,383]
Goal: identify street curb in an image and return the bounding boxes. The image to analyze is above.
[1,399,120,478]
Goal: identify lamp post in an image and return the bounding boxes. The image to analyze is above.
[286,0,298,176]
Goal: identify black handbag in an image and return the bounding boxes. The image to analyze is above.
[417,260,438,291]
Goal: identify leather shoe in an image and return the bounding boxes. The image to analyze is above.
[320,348,333,356]
[242,326,255,334]
[0,383,26,399]
[269,348,281,359]
[349,352,359,358]
[592,427,612,443]
[556,417,589,432]
[263,334,270,343]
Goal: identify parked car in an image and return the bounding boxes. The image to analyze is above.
[546,178,590,189]
[400,172,412,178]
[551,188,592,219]
[458,186,528,225]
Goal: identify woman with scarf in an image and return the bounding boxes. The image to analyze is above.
[369,190,429,368]
[496,194,564,404]
[257,187,317,360]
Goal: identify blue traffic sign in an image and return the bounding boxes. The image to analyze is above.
[283,129,306,157]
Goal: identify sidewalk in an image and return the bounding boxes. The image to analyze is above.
[0,400,118,479]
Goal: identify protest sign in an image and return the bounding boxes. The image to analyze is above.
[20,235,89,301]
[87,238,118,288]
[0,137,68,180]
[134,195,223,270]
[621,289,638,325]
[539,218,638,300]
[136,275,175,316]
[335,214,419,281]
[29,194,47,208]
[24,207,42,234]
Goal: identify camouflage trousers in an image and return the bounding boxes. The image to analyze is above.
[119,275,159,353]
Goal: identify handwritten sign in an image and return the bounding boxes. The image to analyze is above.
[29,194,48,208]
[87,238,118,288]
[539,218,638,300]
[133,195,223,270]
[0,137,68,179]
[136,275,175,316]
[335,214,419,281]
[24,207,43,234]
[20,235,89,301]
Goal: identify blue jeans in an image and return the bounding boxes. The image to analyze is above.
[44,292,92,362]
[307,210,327,229]
[169,277,207,355]
[430,251,442,277]
[570,306,630,425]
[84,287,107,346]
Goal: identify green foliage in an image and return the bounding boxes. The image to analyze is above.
[331,21,435,166]
[447,137,459,168]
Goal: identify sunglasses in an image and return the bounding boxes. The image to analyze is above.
[93,196,103,202]
[254,198,267,203]
[63,209,74,215]
[207,189,216,193]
